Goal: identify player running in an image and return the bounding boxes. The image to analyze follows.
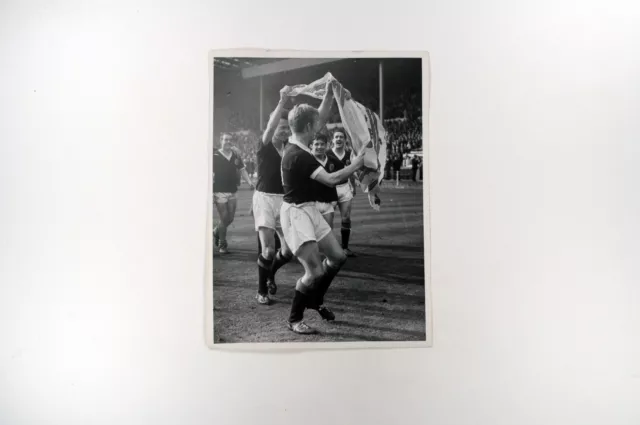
[213,133,254,254]
[280,78,366,335]
[328,129,357,257]
[310,132,341,227]
[252,89,294,305]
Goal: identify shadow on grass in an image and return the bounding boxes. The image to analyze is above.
[328,286,424,304]
[331,320,425,339]
[356,243,424,253]
[341,255,425,284]
[329,303,425,322]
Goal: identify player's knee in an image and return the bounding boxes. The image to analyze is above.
[309,268,325,288]
[334,250,347,266]
[341,218,351,229]
[300,271,322,292]
[262,246,276,260]
[326,250,347,268]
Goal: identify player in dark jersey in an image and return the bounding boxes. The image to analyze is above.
[310,132,341,227]
[252,88,294,305]
[280,79,366,334]
[328,129,357,257]
[213,133,254,254]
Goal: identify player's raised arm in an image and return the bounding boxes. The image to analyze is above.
[261,87,290,145]
[312,149,365,187]
[317,77,335,128]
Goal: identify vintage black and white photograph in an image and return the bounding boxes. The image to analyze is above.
[207,51,431,347]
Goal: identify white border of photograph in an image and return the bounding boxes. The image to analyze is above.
[205,49,432,350]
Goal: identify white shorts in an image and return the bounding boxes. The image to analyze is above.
[315,201,337,216]
[280,202,332,255]
[252,191,283,231]
[336,182,353,204]
[214,192,236,204]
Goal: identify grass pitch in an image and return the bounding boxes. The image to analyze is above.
[213,182,427,344]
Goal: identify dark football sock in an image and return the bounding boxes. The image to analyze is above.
[288,290,308,323]
[270,250,292,279]
[275,232,282,251]
[315,259,342,307]
[218,224,228,246]
[340,220,351,249]
[257,254,270,295]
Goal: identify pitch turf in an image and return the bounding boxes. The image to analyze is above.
[213,182,427,344]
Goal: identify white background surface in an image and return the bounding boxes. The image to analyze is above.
[1,1,639,424]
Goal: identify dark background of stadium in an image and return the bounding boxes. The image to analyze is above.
[213,58,422,133]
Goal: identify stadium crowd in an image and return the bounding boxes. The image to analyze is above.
[218,92,423,181]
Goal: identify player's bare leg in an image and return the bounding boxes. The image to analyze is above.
[221,198,237,253]
[287,241,324,334]
[338,199,355,257]
[227,197,237,227]
[214,201,230,254]
[256,226,291,303]
[317,211,334,264]
[313,231,348,320]
[269,227,292,294]
[322,211,334,229]
[256,227,276,304]
[213,221,220,247]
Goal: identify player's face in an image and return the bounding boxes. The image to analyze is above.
[311,139,327,156]
[220,135,233,151]
[273,125,290,146]
[333,132,346,148]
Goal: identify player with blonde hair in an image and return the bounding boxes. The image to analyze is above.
[280,78,365,334]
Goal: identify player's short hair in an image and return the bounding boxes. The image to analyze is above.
[332,128,347,139]
[219,132,233,141]
[313,133,329,144]
[288,104,319,134]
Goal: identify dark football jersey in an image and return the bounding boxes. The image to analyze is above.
[213,149,244,193]
[255,142,284,194]
[313,154,342,203]
[281,141,322,205]
[328,148,352,185]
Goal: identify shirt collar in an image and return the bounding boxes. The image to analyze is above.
[332,147,346,159]
[219,150,233,160]
[289,137,312,154]
[316,155,328,166]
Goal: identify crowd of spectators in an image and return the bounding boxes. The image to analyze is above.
[217,91,423,179]
[385,118,422,155]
